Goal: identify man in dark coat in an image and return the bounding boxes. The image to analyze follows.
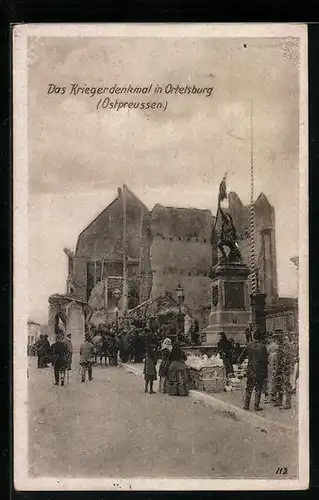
[42,335,51,367]
[134,330,146,363]
[238,329,268,411]
[51,334,68,386]
[108,329,119,366]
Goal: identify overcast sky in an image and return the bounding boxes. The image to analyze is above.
[28,36,300,323]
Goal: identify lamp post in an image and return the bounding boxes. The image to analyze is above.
[113,287,121,325]
[175,283,185,343]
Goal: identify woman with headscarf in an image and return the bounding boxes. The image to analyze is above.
[167,344,189,396]
[158,338,172,393]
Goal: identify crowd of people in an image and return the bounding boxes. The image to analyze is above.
[87,318,190,396]
[87,317,177,367]
[30,317,190,390]
[217,328,298,412]
[30,320,298,410]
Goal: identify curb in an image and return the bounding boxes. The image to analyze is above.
[121,363,297,433]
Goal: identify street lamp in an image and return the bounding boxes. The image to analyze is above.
[113,287,121,325]
[176,283,185,307]
[175,283,185,343]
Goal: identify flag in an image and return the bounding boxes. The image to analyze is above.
[219,174,227,202]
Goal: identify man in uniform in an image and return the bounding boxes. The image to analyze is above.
[218,206,242,262]
[51,333,68,386]
[80,332,95,382]
[239,329,268,412]
[273,330,294,409]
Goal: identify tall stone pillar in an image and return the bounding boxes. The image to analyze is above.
[66,301,85,353]
[48,295,67,340]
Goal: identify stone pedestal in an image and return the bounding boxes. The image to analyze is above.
[203,262,252,346]
[48,294,87,353]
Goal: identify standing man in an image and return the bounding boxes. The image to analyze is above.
[51,333,68,386]
[80,333,95,382]
[35,334,45,368]
[239,329,268,412]
[120,329,130,363]
[245,326,253,344]
[42,335,51,367]
[266,333,280,403]
[274,331,294,409]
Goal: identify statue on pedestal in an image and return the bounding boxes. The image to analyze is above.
[203,176,250,346]
[216,175,242,264]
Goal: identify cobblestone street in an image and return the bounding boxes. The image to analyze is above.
[28,357,298,479]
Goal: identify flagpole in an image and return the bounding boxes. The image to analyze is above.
[138,205,144,301]
[138,205,144,277]
[249,98,257,294]
[122,184,128,315]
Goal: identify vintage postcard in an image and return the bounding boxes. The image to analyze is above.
[13,23,308,490]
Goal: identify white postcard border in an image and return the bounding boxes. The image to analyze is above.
[13,23,309,491]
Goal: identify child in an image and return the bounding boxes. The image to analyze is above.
[143,345,157,394]
[159,337,172,393]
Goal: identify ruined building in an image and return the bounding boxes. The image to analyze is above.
[227,192,278,306]
[150,204,216,328]
[69,187,153,311]
[49,185,279,331]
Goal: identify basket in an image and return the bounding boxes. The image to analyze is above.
[198,366,224,377]
[188,365,226,393]
[199,377,225,393]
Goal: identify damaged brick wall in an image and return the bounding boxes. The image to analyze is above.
[150,205,216,328]
[74,187,153,302]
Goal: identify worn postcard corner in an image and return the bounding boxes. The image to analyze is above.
[13,23,308,491]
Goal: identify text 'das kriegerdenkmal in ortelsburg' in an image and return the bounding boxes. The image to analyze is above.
[46,83,215,112]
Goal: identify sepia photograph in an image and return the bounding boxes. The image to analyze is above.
[13,23,308,491]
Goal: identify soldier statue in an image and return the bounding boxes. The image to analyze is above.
[216,177,242,263]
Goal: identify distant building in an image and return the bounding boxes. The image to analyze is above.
[227,192,278,306]
[49,186,281,330]
[266,297,298,338]
[28,320,41,345]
